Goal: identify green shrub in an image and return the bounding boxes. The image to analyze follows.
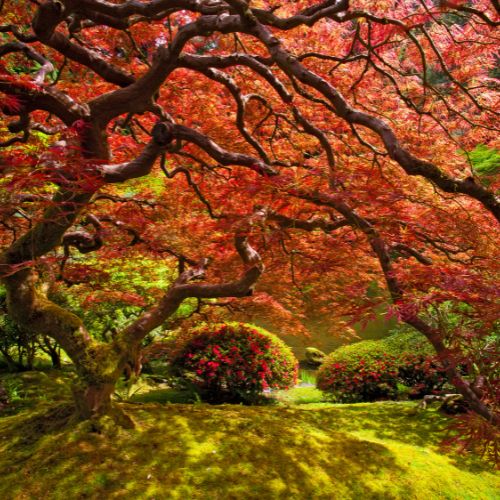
[317,329,445,402]
[170,322,298,404]
[381,329,435,357]
[318,329,433,365]
[0,313,37,371]
[141,340,173,376]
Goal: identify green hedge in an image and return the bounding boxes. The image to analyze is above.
[329,329,434,363]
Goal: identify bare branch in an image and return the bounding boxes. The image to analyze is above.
[172,124,278,176]
[391,243,432,265]
[0,41,54,84]
[98,122,174,182]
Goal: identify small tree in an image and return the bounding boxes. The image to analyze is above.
[0,314,36,372]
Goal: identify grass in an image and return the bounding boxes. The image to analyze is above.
[0,370,498,499]
[298,369,317,385]
[130,387,200,404]
[273,386,326,405]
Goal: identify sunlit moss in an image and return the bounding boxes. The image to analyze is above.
[0,372,498,499]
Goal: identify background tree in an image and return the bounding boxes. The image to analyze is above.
[0,0,498,425]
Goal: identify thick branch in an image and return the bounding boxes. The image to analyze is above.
[1,267,116,385]
[392,243,432,266]
[268,211,350,232]
[114,213,265,350]
[0,41,54,84]
[88,15,256,123]
[248,22,500,221]
[172,124,277,176]
[0,80,87,126]
[99,121,276,183]
[62,214,103,254]
[98,122,174,182]
[32,1,134,87]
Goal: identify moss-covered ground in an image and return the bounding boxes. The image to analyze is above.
[0,370,498,499]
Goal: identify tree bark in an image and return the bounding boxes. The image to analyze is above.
[72,381,116,420]
[0,118,119,420]
[0,347,23,372]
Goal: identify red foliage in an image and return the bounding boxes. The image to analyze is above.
[442,412,499,466]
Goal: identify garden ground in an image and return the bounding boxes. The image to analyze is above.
[0,370,498,499]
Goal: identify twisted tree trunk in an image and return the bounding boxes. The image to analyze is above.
[1,174,264,423]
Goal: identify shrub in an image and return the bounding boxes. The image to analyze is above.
[141,340,173,376]
[398,353,447,398]
[381,328,435,357]
[0,314,37,372]
[317,329,445,403]
[170,322,298,403]
[317,352,400,402]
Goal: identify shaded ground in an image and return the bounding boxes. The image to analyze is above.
[0,370,498,499]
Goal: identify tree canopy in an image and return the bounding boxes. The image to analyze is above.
[0,0,498,426]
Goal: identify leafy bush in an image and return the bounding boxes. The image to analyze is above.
[381,328,435,357]
[317,353,400,402]
[170,323,298,404]
[398,353,447,399]
[317,329,446,402]
[0,286,61,370]
[141,340,173,375]
[0,313,37,372]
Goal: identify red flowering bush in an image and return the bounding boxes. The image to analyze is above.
[170,323,298,403]
[317,330,446,403]
[317,353,400,402]
[398,353,447,399]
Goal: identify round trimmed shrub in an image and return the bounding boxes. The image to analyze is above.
[317,329,446,402]
[382,329,435,357]
[170,322,298,403]
[385,329,446,398]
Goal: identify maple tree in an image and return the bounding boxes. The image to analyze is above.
[0,0,498,427]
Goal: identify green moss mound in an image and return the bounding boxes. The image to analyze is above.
[0,370,498,499]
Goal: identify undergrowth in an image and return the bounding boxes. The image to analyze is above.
[0,370,497,499]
